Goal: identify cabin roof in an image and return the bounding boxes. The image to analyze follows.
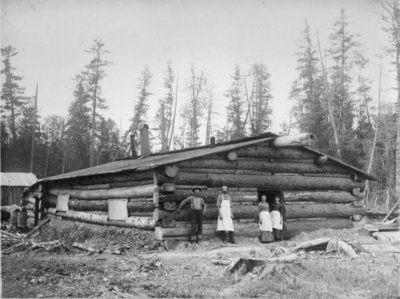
[38,132,377,184]
[1,172,38,187]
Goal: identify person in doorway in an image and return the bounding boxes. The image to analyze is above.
[216,185,235,243]
[271,195,283,241]
[258,195,274,243]
[176,188,207,243]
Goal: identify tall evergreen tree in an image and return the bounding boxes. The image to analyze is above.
[248,62,273,136]
[226,65,246,140]
[1,46,27,142]
[328,9,366,163]
[128,66,152,153]
[97,117,120,164]
[156,62,175,151]
[182,65,206,147]
[290,22,330,150]
[64,75,91,172]
[381,0,400,201]
[83,40,111,167]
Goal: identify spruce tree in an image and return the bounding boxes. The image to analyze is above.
[248,62,273,136]
[226,65,246,140]
[1,46,27,143]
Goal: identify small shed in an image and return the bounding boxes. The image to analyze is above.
[1,172,38,206]
[30,130,376,240]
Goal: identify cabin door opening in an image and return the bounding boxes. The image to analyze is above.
[257,189,283,207]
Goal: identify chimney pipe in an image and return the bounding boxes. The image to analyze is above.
[140,124,151,157]
[130,134,137,158]
[210,136,216,148]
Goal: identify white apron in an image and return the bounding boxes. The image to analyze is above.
[259,211,273,232]
[217,199,234,231]
[270,210,283,230]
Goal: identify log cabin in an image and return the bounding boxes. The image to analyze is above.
[28,127,376,241]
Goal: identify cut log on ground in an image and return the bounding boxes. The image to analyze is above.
[48,184,157,200]
[177,158,350,175]
[25,218,51,239]
[283,191,357,203]
[72,242,100,254]
[162,172,363,191]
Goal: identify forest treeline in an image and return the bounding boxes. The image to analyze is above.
[1,6,400,209]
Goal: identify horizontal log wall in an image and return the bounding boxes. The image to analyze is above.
[158,172,362,191]
[157,203,365,221]
[48,184,156,200]
[47,196,154,212]
[46,209,155,230]
[178,158,350,175]
[46,171,154,188]
[157,218,354,240]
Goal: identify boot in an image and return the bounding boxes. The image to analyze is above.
[228,231,235,244]
[221,231,228,243]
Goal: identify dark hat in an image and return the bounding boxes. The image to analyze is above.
[192,187,201,192]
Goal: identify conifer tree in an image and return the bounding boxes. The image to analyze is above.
[83,40,111,167]
[128,66,152,153]
[226,65,246,140]
[1,46,27,143]
[248,62,273,136]
[290,22,330,150]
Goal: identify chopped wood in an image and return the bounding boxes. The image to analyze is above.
[268,253,298,263]
[72,242,100,254]
[326,240,359,259]
[294,238,331,251]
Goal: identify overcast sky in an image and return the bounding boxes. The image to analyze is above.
[1,0,396,138]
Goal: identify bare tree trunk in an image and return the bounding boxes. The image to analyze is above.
[168,78,179,150]
[364,67,382,200]
[30,83,38,172]
[44,143,50,177]
[90,52,100,167]
[317,31,342,159]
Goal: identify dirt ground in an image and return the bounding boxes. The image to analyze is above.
[1,219,400,298]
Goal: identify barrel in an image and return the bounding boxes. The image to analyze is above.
[17,210,28,228]
[108,199,128,221]
[11,210,19,227]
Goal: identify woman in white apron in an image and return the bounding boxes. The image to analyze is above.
[270,195,283,240]
[258,195,274,243]
[216,186,235,243]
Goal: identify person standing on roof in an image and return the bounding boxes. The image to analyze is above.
[176,188,207,243]
[216,185,235,243]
